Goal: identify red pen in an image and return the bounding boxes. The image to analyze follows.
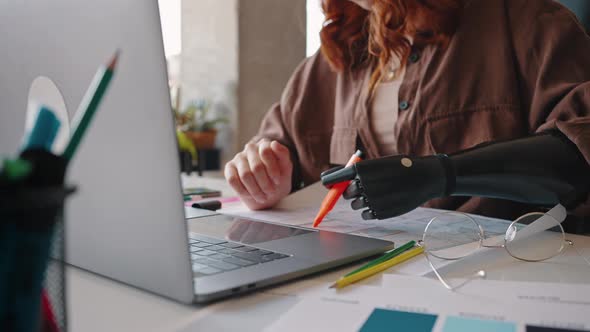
[313,150,363,227]
[41,290,59,332]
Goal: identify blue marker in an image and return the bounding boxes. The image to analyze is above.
[22,105,61,152]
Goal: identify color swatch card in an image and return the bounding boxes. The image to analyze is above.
[266,275,590,332]
[359,309,576,332]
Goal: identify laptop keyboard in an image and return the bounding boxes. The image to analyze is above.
[189,233,291,277]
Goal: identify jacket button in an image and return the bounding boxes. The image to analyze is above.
[399,101,410,110]
[409,52,420,63]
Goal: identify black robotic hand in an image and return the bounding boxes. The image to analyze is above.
[321,154,453,220]
[321,131,590,221]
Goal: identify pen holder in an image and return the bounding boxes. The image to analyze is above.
[0,150,74,332]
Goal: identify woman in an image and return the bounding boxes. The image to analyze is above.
[224,0,590,220]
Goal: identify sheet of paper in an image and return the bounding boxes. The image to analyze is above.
[384,274,590,308]
[267,274,590,332]
[219,182,512,247]
[264,297,375,332]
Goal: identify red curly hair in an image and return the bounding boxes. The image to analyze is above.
[320,0,463,94]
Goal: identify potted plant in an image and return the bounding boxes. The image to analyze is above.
[174,100,228,150]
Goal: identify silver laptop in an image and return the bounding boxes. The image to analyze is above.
[0,0,394,303]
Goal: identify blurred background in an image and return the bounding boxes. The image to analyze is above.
[158,0,590,174]
[158,0,322,172]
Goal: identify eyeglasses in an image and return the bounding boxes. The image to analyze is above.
[420,204,572,290]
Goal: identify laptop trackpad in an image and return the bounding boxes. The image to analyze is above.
[188,214,312,245]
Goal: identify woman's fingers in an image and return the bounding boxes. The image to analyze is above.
[225,139,294,210]
[245,142,277,196]
[258,140,281,185]
[224,162,249,197]
[270,140,293,180]
[234,153,267,203]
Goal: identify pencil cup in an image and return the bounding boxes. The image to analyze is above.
[0,149,75,332]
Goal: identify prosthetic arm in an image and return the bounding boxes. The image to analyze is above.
[321,130,590,220]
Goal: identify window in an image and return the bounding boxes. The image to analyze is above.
[158,0,182,58]
[307,0,324,57]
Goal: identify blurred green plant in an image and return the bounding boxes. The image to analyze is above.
[174,100,228,132]
[176,130,197,161]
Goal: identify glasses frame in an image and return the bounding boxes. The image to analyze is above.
[420,205,573,291]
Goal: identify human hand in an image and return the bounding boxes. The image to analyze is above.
[321,155,449,220]
[224,139,293,210]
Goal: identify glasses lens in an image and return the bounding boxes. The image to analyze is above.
[422,212,483,260]
[422,213,486,290]
[504,212,565,262]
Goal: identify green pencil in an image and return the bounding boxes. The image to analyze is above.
[63,50,120,161]
[345,240,416,277]
[1,158,32,181]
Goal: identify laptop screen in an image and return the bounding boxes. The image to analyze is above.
[189,215,312,245]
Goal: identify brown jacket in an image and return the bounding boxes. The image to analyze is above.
[253,0,590,220]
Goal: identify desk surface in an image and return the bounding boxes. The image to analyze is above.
[68,260,351,332]
[69,174,309,332]
[68,175,590,332]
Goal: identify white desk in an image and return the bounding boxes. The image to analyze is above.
[68,266,303,332]
[68,175,590,331]
[69,259,364,332]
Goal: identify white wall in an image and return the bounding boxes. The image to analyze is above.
[237,0,307,150]
[180,0,238,105]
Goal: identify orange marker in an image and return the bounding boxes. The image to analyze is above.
[313,150,363,228]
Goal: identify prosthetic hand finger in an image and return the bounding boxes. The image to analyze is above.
[321,165,357,187]
[343,179,363,199]
[361,209,377,220]
[320,165,344,179]
[350,196,368,210]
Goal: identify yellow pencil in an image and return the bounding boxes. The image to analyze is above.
[329,246,424,289]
